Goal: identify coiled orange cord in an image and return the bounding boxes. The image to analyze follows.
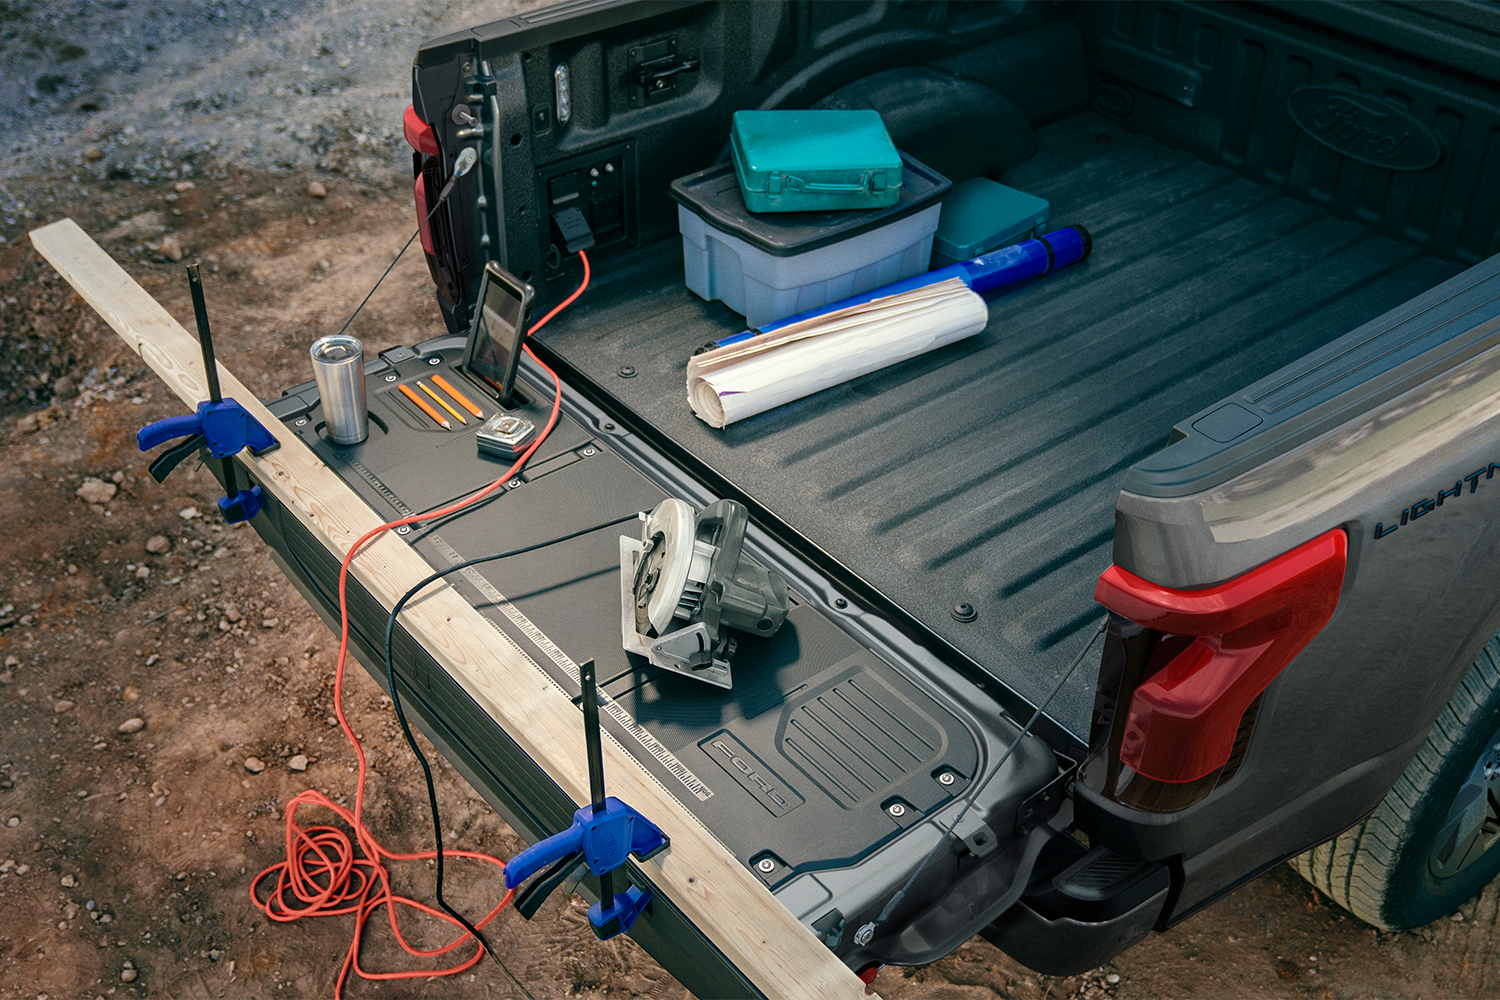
[252,253,590,997]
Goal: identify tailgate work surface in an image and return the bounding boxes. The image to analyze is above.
[535,112,1460,738]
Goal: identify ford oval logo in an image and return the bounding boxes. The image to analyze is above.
[1286,87,1443,171]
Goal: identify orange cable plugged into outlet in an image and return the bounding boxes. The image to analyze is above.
[251,252,590,998]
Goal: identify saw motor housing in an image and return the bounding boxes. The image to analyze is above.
[620,498,790,688]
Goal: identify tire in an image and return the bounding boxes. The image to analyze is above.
[1292,633,1500,930]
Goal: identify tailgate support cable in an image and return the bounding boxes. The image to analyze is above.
[853,616,1108,947]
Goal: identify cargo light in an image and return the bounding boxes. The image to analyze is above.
[1093,528,1347,784]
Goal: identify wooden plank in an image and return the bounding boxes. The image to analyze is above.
[30,217,874,1000]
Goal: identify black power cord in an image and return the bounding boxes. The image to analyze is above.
[381,510,643,959]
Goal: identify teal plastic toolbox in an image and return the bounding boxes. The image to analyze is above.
[730,109,903,213]
[930,178,1051,267]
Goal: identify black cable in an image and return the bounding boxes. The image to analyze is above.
[333,150,473,342]
[381,510,643,959]
[854,616,1108,946]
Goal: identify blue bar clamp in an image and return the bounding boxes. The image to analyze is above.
[137,265,278,524]
[138,398,277,522]
[505,660,669,939]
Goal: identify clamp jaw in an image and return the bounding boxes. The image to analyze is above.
[137,398,278,523]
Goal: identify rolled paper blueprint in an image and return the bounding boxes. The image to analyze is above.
[687,277,987,428]
[705,225,1092,351]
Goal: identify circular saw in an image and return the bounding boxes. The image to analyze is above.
[620,498,790,689]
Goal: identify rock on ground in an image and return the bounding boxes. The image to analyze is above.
[75,478,116,504]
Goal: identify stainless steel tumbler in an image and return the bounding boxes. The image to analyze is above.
[310,334,368,445]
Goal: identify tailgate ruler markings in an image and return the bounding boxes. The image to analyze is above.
[427,534,713,802]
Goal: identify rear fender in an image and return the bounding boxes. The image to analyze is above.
[1079,252,1500,919]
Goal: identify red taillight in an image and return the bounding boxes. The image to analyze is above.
[414,174,435,255]
[403,104,438,155]
[1093,529,1347,784]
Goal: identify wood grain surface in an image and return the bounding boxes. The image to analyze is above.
[30,217,874,1000]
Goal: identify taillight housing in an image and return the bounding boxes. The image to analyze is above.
[1093,529,1347,784]
[404,106,440,256]
[403,105,439,155]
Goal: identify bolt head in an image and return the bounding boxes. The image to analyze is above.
[582,447,596,456]
[938,772,956,786]
[951,602,977,623]
[384,374,397,382]
[428,357,442,365]
[618,365,637,378]
[887,803,906,818]
[833,597,848,609]
[294,418,308,427]
[756,858,776,874]
[508,480,521,489]
[397,526,411,535]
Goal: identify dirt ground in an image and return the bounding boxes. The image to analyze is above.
[3,5,1500,1000]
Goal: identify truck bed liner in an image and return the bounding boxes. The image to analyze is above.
[535,111,1461,739]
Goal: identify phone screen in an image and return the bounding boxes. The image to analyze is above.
[463,263,533,406]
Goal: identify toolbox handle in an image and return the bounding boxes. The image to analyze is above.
[767,171,888,197]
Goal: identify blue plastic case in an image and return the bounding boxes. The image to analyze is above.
[729,110,903,214]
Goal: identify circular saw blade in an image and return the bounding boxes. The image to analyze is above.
[633,498,696,636]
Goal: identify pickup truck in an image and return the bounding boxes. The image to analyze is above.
[253,0,1500,992]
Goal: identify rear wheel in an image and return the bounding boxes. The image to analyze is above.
[1292,634,1500,929]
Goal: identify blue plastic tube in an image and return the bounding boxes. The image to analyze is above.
[707,224,1092,349]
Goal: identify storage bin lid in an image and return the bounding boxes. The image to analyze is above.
[670,152,950,258]
[933,178,1051,261]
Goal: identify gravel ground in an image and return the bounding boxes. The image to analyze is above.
[4,2,1500,999]
[0,0,523,225]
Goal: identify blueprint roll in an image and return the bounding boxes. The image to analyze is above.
[687,277,988,428]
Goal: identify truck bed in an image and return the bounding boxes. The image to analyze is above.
[535,111,1461,739]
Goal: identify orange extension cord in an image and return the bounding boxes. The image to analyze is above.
[251,252,591,998]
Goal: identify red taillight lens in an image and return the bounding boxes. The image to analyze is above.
[403,104,439,156]
[414,174,435,255]
[1093,529,1347,784]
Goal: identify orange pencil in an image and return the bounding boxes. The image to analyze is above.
[431,374,483,418]
[418,379,467,425]
[399,383,450,428]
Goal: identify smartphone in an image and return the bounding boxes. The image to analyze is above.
[462,261,534,407]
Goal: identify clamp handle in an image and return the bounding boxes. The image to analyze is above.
[137,412,207,453]
[504,796,668,890]
[505,816,584,890]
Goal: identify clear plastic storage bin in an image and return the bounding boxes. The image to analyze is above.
[671,152,950,330]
